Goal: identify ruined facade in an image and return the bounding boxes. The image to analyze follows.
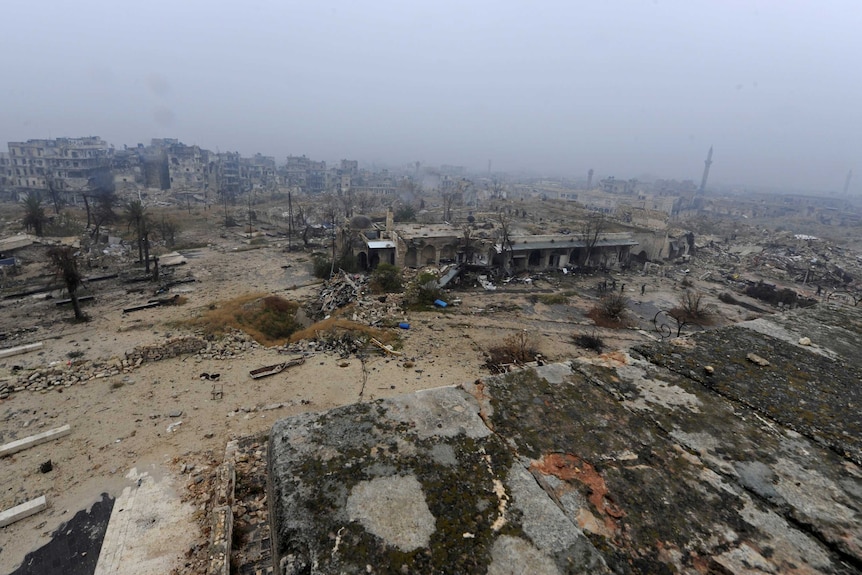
[7,137,113,193]
[501,232,637,271]
[352,218,638,273]
[284,155,327,194]
[0,153,12,191]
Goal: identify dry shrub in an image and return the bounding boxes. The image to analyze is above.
[672,290,716,322]
[486,330,539,372]
[587,293,630,328]
[182,293,301,346]
[573,331,604,352]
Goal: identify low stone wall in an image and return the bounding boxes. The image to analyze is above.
[124,336,207,363]
[208,440,237,575]
[0,331,259,401]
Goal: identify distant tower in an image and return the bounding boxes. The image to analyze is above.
[587,168,594,189]
[699,146,713,193]
[843,170,853,195]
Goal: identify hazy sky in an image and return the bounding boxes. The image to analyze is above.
[1,1,860,191]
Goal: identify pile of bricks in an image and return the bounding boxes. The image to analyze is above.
[193,331,261,361]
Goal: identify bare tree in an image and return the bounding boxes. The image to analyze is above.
[441,187,459,222]
[355,192,376,214]
[44,172,63,215]
[89,189,118,242]
[461,225,476,265]
[124,200,151,270]
[48,246,86,321]
[292,203,315,248]
[579,212,606,267]
[497,209,514,275]
[156,216,180,248]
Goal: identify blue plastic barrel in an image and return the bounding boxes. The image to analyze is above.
[433,299,448,308]
[398,322,410,329]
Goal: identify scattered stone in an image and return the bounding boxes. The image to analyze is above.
[746,352,770,366]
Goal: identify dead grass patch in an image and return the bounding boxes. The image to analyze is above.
[180,293,301,346]
[586,307,634,329]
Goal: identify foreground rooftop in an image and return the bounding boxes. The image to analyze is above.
[267,303,862,574]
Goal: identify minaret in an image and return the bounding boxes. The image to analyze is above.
[587,168,594,189]
[699,146,713,193]
[843,170,853,195]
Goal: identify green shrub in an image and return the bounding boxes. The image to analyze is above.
[370,263,403,293]
[394,205,416,222]
[404,271,442,308]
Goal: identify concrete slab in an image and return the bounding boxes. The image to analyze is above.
[269,351,862,574]
[0,341,43,359]
[0,424,71,457]
[94,468,196,575]
[0,495,47,528]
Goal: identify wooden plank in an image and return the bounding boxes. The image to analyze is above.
[370,338,403,356]
[55,295,95,306]
[0,424,71,457]
[0,341,43,359]
[122,302,161,313]
[0,495,47,528]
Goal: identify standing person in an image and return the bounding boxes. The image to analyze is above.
[641,284,646,296]
[620,283,625,294]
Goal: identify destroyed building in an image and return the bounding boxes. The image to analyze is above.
[349,212,641,272]
[0,152,12,191]
[502,232,637,271]
[284,155,327,194]
[6,137,114,196]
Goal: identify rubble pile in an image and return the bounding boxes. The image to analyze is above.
[348,296,404,326]
[192,331,261,360]
[282,335,372,358]
[696,234,862,294]
[317,270,368,315]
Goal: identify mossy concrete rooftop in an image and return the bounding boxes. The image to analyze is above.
[269,303,862,574]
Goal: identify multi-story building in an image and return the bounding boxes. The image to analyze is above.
[241,154,278,190]
[0,153,12,189]
[284,155,327,194]
[7,137,113,193]
[217,152,242,198]
[165,141,207,190]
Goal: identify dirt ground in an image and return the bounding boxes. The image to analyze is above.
[0,230,741,573]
